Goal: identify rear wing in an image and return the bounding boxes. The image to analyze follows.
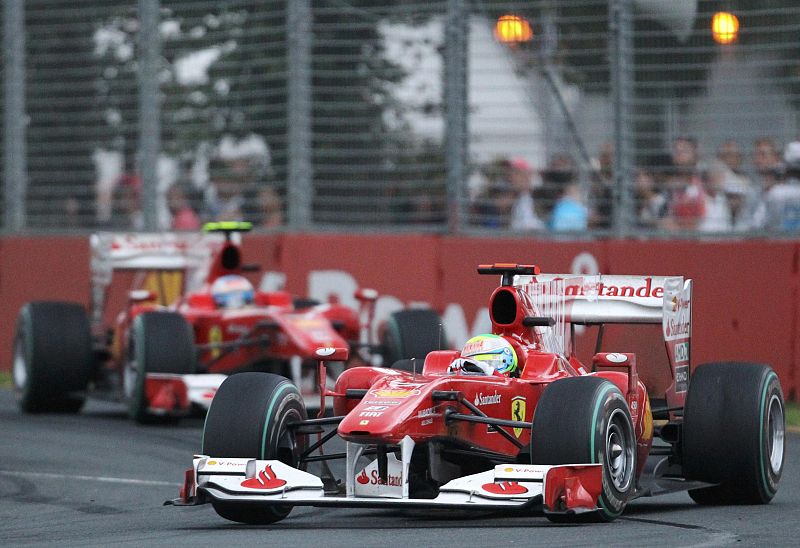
[90,232,226,323]
[516,274,692,383]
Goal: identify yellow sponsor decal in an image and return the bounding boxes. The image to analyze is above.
[208,325,223,359]
[143,270,184,305]
[291,318,326,328]
[511,396,526,438]
[207,460,217,466]
[643,396,653,441]
[371,389,417,398]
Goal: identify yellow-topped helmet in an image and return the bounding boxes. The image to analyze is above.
[461,334,517,375]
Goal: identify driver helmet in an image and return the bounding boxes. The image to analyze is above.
[211,275,255,309]
[461,334,518,376]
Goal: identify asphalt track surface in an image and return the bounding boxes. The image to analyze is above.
[1,388,799,548]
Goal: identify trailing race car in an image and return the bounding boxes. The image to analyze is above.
[169,263,785,523]
[12,222,444,422]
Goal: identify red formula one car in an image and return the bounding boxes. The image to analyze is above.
[12,223,444,422]
[169,263,785,523]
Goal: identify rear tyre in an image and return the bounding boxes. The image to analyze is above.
[531,377,636,523]
[382,309,445,365]
[683,362,784,505]
[202,372,307,524]
[125,312,196,423]
[13,302,93,413]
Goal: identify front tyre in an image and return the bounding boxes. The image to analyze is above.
[531,377,636,522]
[13,302,93,413]
[202,372,307,524]
[125,312,196,423]
[683,362,785,505]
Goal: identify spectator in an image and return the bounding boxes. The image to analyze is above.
[761,141,800,231]
[589,141,614,229]
[724,179,753,232]
[470,158,513,228]
[205,158,247,222]
[167,182,201,231]
[662,160,705,231]
[633,167,667,229]
[750,138,783,229]
[256,186,285,228]
[472,180,515,229]
[697,161,732,233]
[537,153,577,222]
[716,140,751,187]
[507,157,545,231]
[108,173,144,230]
[671,135,700,175]
[549,180,588,232]
[752,137,783,191]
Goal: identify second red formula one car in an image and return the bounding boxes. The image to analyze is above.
[12,223,444,422]
[169,263,785,523]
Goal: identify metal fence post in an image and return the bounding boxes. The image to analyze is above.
[287,0,313,229]
[609,0,635,237]
[138,0,161,231]
[444,0,469,233]
[3,0,27,232]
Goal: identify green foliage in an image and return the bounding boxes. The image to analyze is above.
[787,401,800,429]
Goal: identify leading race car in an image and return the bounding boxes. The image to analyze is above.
[168,263,785,523]
[12,222,444,422]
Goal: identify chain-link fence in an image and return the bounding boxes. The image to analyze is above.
[3,0,800,235]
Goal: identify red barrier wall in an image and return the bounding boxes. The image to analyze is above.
[1,234,797,398]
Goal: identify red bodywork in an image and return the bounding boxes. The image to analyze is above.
[101,234,370,412]
[326,264,653,476]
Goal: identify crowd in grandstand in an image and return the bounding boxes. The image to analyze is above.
[471,136,800,233]
[97,135,800,234]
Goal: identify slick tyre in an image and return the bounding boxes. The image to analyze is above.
[13,302,93,413]
[382,309,445,365]
[125,312,196,423]
[202,372,308,525]
[683,362,785,505]
[531,377,636,523]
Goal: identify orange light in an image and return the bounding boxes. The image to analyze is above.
[494,14,533,44]
[711,11,739,45]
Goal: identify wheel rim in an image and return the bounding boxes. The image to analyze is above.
[606,408,634,491]
[275,408,305,467]
[767,394,785,475]
[12,341,27,389]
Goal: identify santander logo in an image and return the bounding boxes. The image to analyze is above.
[481,481,528,495]
[240,464,287,490]
[474,391,502,406]
[356,469,402,486]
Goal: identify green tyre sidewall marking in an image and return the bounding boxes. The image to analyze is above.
[759,371,779,497]
[590,383,625,519]
[261,382,296,460]
[129,315,147,421]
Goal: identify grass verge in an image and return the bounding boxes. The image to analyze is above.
[0,371,11,388]
[787,401,800,430]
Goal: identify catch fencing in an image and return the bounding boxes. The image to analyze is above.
[2,0,800,236]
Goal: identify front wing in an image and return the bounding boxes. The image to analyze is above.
[170,452,603,515]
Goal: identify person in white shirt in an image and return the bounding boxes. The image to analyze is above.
[507,157,545,231]
[762,141,800,232]
[697,161,732,233]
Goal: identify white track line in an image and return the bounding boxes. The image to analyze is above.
[0,469,178,487]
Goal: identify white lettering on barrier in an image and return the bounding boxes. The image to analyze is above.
[269,251,604,348]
